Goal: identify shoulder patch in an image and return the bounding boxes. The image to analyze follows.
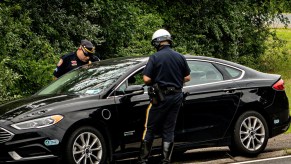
[71,60,77,66]
[57,59,63,67]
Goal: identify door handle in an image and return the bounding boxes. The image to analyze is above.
[223,88,236,94]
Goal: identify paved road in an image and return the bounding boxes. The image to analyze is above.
[114,133,291,164]
[232,155,291,164]
[271,13,291,28]
[176,133,291,164]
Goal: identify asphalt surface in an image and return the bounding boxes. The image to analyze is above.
[271,13,291,28]
[113,133,291,164]
[231,155,291,164]
[175,133,291,164]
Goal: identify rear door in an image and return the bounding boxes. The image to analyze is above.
[181,60,242,143]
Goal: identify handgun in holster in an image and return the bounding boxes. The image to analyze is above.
[153,83,165,102]
[147,86,158,104]
[147,83,165,104]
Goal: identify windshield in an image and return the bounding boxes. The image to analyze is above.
[37,58,145,95]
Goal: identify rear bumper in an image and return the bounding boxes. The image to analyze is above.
[268,90,290,137]
[271,115,291,137]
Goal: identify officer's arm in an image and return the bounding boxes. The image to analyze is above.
[143,75,152,85]
[184,75,191,83]
[53,58,65,79]
[90,55,100,62]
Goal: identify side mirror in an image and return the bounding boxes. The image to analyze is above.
[120,85,145,103]
[124,85,144,96]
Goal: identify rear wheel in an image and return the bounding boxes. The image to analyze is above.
[230,111,269,156]
[64,126,107,164]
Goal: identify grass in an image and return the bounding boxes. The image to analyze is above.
[272,28,291,133]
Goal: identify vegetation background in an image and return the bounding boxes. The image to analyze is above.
[271,28,291,132]
[0,0,291,108]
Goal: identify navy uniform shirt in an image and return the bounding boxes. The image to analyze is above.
[143,45,191,89]
[53,52,89,78]
[91,55,100,62]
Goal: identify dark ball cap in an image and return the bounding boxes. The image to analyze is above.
[81,39,95,54]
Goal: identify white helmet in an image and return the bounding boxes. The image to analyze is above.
[151,29,172,48]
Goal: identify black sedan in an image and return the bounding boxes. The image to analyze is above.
[0,55,290,164]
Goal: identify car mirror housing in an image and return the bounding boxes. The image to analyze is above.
[124,85,144,95]
[120,85,144,103]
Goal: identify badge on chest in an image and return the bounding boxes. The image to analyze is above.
[71,60,77,66]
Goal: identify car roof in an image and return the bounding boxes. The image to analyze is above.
[90,55,258,73]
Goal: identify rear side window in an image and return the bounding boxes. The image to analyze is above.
[224,66,242,79]
[185,60,223,86]
[215,63,243,79]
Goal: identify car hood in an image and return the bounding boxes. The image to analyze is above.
[0,94,82,122]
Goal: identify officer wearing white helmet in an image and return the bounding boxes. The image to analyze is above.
[137,29,191,164]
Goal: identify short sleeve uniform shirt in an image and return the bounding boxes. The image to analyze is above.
[143,45,190,89]
[53,52,89,78]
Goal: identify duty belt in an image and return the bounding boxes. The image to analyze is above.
[160,87,182,95]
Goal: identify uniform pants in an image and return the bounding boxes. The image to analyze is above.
[142,92,183,142]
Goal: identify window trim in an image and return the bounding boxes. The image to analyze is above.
[107,65,146,98]
[107,58,245,96]
[184,59,245,88]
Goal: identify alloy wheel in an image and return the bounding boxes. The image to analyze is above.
[72,132,103,164]
[239,116,265,151]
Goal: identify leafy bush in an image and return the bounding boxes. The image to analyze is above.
[257,33,290,74]
[0,58,22,104]
[0,3,56,101]
[282,1,291,13]
[0,0,289,103]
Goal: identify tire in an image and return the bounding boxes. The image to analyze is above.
[230,111,269,156]
[64,126,107,164]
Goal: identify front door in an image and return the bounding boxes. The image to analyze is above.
[113,69,184,153]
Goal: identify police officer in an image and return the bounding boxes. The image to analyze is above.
[137,29,191,164]
[53,39,100,79]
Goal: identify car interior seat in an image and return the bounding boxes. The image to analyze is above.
[206,70,217,81]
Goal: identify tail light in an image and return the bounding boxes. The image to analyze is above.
[272,79,285,91]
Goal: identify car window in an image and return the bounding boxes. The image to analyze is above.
[214,63,243,80]
[185,60,223,86]
[37,59,143,95]
[116,70,147,95]
[223,66,242,79]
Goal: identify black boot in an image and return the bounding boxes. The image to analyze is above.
[137,140,152,164]
[160,142,174,164]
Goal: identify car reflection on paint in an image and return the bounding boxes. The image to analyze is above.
[0,56,290,164]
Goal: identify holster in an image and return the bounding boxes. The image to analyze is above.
[153,83,165,102]
[148,86,158,104]
[147,84,165,105]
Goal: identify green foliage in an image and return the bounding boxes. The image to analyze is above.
[0,0,289,103]
[94,1,163,57]
[0,0,104,102]
[282,1,291,12]
[0,58,22,104]
[256,31,290,73]
[143,0,287,64]
[269,28,291,133]
[0,2,56,99]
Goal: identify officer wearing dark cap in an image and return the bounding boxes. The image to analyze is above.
[137,29,191,164]
[53,39,100,79]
